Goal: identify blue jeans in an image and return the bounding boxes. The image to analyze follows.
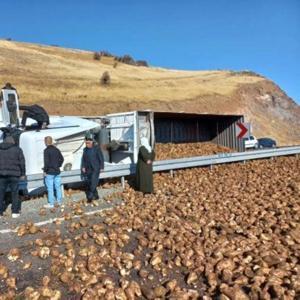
[45,174,62,205]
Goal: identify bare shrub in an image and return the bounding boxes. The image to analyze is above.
[136,60,149,67]
[99,50,113,57]
[230,70,264,77]
[94,52,101,60]
[119,54,135,65]
[94,50,149,67]
[100,71,111,86]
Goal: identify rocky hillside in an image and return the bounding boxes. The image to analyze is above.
[0,40,299,145]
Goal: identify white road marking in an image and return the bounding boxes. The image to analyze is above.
[0,206,113,234]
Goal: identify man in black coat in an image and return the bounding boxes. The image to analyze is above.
[81,135,104,203]
[19,104,50,129]
[0,136,26,218]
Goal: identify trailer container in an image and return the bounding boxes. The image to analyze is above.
[83,111,244,164]
[153,112,244,152]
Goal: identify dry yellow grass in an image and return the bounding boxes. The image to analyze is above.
[0,40,263,104]
[0,40,299,145]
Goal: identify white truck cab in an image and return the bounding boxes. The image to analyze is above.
[0,85,155,181]
[244,135,258,149]
[0,85,101,178]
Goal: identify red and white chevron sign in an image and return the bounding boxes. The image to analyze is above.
[236,122,250,139]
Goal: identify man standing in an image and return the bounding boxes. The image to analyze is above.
[81,134,104,203]
[43,136,64,208]
[19,104,50,129]
[0,136,26,218]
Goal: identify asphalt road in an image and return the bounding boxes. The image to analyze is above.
[0,186,123,296]
[0,187,122,232]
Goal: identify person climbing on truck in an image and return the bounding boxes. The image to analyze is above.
[1,82,17,91]
[19,104,50,129]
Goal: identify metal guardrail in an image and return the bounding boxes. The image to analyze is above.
[27,164,136,190]
[26,146,300,190]
[153,145,300,171]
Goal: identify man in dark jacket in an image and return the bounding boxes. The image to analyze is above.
[19,104,50,129]
[43,136,64,208]
[81,134,104,203]
[0,136,26,218]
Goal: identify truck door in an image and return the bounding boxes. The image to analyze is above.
[0,88,20,127]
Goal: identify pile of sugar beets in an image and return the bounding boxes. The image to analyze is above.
[155,142,232,160]
[0,151,299,299]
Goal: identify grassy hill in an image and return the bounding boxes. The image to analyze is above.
[0,40,299,145]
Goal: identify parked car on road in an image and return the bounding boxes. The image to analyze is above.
[258,138,277,148]
[244,135,258,149]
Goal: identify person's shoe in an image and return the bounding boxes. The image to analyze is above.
[44,204,54,209]
[12,213,20,218]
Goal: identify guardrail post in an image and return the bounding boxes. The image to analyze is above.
[170,170,174,177]
[121,176,125,189]
[210,165,213,170]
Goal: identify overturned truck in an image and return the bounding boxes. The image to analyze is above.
[0,85,244,190]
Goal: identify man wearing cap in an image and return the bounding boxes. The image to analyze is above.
[81,133,104,203]
[0,136,26,218]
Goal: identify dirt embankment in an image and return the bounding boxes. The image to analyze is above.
[40,80,300,146]
[233,80,300,145]
[0,40,299,145]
